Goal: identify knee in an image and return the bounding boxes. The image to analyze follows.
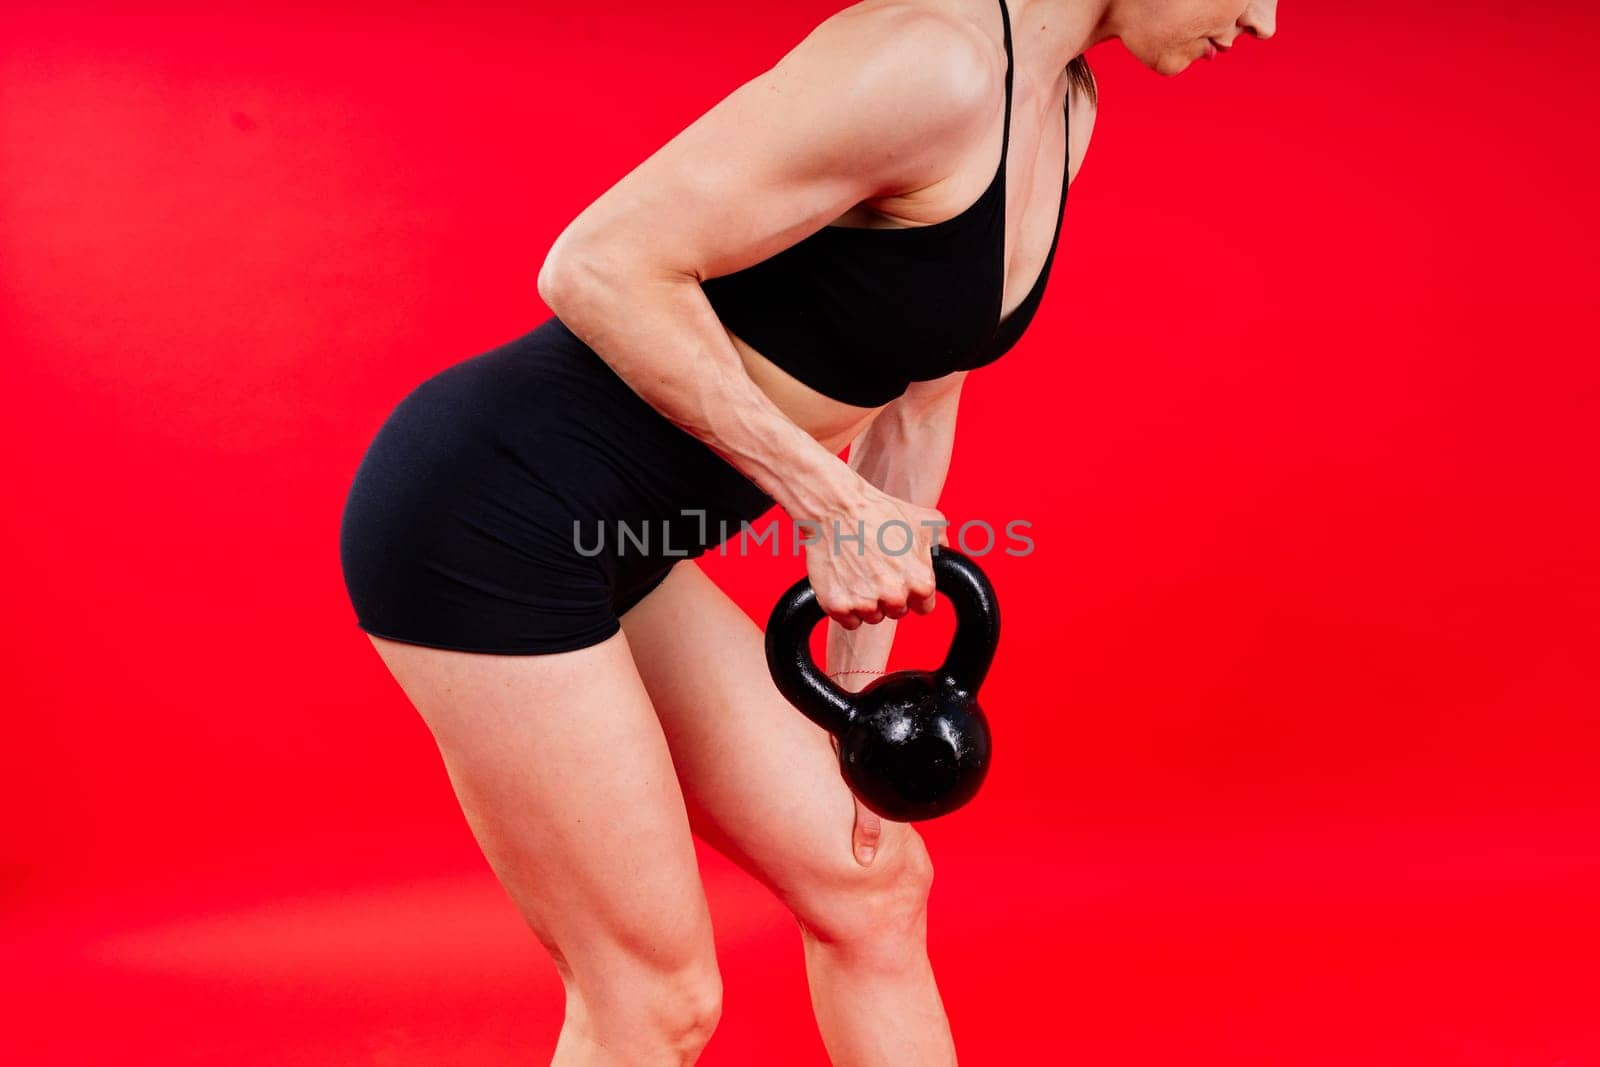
[650,966,723,1060]
[574,961,723,1063]
[787,825,935,959]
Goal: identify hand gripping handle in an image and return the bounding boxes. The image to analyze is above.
[763,549,1001,737]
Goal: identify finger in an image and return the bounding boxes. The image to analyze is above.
[907,590,937,615]
[832,612,862,631]
[852,797,883,866]
[856,608,884,626]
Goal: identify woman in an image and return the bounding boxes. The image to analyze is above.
[339,0,1277,1062]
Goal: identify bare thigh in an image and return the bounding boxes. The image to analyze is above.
[365,629,717,1008]
[621,563,932,945]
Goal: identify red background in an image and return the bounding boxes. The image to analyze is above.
[4,1,1598,1063]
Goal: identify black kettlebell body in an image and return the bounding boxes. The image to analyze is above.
[764,549,1000,822]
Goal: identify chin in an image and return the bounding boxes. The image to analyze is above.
[1125,39,1197,78]
[1152,53,1195,77]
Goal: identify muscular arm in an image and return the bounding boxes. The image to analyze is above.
[825,372,966,687]
[536,6,993,524]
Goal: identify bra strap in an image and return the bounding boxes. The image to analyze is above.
[996,0,1014,174]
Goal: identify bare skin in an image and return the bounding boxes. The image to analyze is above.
[362,1,1277,1062]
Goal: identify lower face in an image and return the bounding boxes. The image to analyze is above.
[1120,0,1243,76]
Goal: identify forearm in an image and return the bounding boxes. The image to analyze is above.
[826,388,961,685]
[539,254,862,521]
[844,393,959,511]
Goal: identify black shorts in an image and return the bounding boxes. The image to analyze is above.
[338,316,776,654]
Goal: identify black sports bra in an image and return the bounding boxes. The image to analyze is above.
[700,0,1069,408]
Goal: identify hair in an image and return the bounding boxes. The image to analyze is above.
[1066,55,1097,106]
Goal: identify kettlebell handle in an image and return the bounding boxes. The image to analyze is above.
[764,549,1001,738]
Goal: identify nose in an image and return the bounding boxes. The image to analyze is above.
[1240,0,1277,40]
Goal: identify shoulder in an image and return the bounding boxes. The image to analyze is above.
[812,2,996,95]
[781,2,999,152]
[743,2,999,197]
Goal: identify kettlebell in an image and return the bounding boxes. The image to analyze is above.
[764,548,1000,822]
